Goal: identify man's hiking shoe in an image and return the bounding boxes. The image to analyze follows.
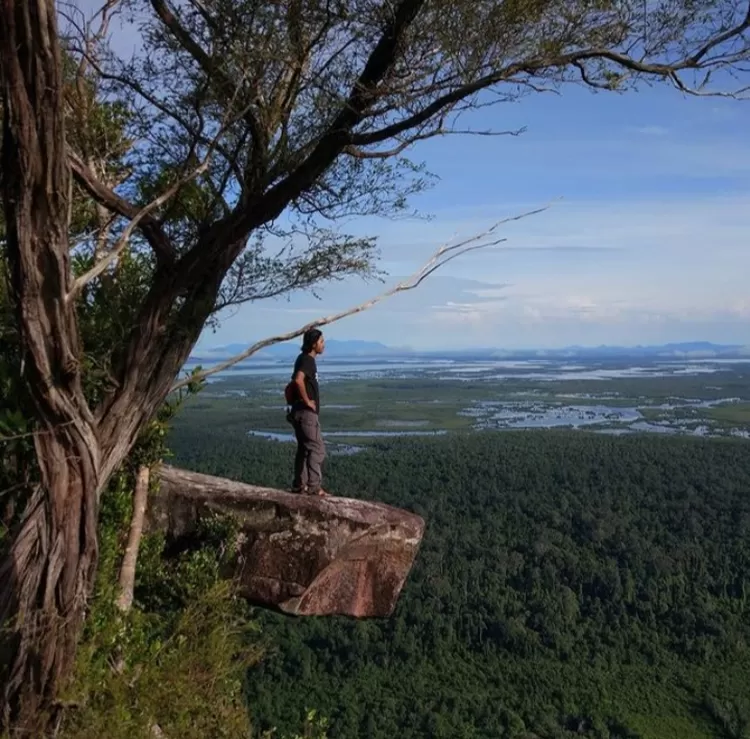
[305,488,330,497]
[289,486,330,496]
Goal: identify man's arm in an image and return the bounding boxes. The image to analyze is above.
[294,366,316,410]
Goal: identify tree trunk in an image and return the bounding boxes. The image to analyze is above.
[0,427,101,733]
[0,29,215,734]
[116,465,151,613]
[0,0,294,730]
[0,1,104,732]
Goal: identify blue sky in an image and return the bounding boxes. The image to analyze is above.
[206,83,749,351]
[75,1,750,352]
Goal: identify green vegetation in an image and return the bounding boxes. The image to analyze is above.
[3,0,750,728]
[1,252,323,739]
[181,392,474,433]
[169,417,750,739]
[56,472,255,739]
[39,457,329,739]
[707,403,750,425]
[176,365,750,441]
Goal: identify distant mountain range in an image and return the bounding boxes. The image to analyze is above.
[190,339,403,361]
[190,340,750,362]
[489,342,750,360]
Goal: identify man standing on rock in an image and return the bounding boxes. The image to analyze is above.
[289,328,329,496]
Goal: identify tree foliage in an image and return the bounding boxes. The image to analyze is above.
[170,424,750,739]
[0,0,748,730]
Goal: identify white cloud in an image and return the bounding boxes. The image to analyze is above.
[630,125,670,136]
[464,287,512,299]
[374,192,750,276]
[427,287,750,329]
[205,190,750,349]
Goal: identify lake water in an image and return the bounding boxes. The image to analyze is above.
[189,354,748,442]
[463,402,641,429]
[183,356,743,383]
[248,429,448,442]
[245,393,748,443]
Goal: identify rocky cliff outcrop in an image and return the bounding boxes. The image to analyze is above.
[148,465,425,618]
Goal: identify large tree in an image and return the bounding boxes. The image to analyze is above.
[0,0,748,731]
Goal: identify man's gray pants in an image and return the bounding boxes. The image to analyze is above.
[291,410,326,492]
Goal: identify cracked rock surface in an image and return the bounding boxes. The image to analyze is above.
[148,465,425,618]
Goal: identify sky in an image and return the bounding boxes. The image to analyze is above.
[75,0,750,352]
[205,84,750,352]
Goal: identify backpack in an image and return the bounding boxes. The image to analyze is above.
[284,380,296,406]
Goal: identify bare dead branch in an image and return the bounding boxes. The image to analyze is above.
[170,203,550,392]
[81,0,121,78]
[69,152,177,264]
[116,465,150,613]
[68,156,212,299]
[667,69,750,97]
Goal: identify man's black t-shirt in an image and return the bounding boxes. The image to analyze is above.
[292,352,319,413]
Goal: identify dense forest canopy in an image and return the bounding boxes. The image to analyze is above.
[1,0,750,732]
[169,422,750,739]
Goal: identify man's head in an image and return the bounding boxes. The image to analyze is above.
[302,328,325,355]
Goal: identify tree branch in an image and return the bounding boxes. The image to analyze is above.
[348,65,537,148]
[58,0,122,81]
[68,154,214,299]
[67,50,245,184]
[224,0,428,235]
[148,0,267,185]
[184,0,221,35]
[685,2,750,67]
[344,125,526,159]
[69,152,176,264]
[116,465,150,613]
[571,60,618,91]
[351,20,750,149]
[170,204,549,392]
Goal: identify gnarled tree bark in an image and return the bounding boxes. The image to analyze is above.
[0,1,103,732]
[0,4,237,729]
[2,0,749,732]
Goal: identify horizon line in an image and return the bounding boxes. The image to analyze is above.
[192,339,750,355]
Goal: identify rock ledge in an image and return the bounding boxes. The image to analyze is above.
[148,465,425,618]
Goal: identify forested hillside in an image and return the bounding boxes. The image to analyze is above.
[169,422,750,739]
